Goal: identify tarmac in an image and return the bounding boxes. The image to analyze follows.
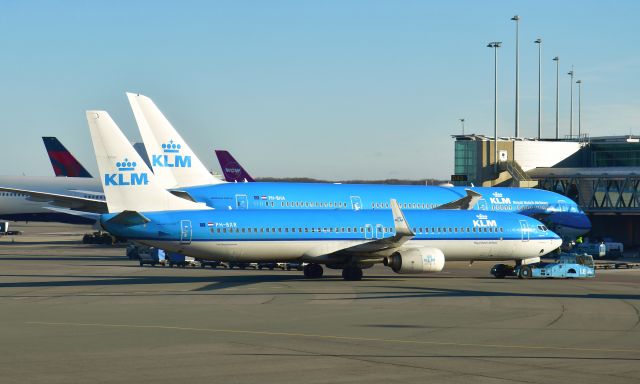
[1,222,639,384]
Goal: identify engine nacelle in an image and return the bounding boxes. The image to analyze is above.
[384,247,445,274]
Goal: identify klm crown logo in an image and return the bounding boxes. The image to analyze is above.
[116,158,137,171]
[105,158,149,186]
[162,140,181,153]
[152,139,192,168]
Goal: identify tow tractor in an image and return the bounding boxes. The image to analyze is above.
[491,253,596,279]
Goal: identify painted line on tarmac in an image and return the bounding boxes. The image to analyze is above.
[26,321,640,354]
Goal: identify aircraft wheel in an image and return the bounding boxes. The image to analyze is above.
[342,267,363,281]
[303,263,323,278]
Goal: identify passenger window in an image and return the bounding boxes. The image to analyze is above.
[242,228,246,233]
[347,228,351,233]
[266,228,270,233]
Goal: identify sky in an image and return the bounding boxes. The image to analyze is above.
[0,0,639,180]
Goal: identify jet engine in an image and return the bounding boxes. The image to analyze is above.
[384,247,445,274]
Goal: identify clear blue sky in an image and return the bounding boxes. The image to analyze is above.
[1,0,638,180]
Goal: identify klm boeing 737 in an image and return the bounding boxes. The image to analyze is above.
[89,110,561,280]
[127,92,590,240]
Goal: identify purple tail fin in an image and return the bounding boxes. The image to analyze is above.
[42,137,92,178]
[215,150,255,182]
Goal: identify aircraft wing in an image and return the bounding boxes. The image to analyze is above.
[43,206,102,221]
[434,189,482,210]
[330,199,416,257]
[0,186,108,214]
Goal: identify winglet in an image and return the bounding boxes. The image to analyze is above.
[434,189,482,210]
[390,199,415,237]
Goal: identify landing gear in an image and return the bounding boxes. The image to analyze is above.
[490,263,514,279]
[342,266,363,281]
[303,263,323,279]
[519,265,532,279]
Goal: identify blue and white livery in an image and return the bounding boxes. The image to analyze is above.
[90,110,562,280]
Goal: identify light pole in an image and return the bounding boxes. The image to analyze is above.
[576,80,582,137]
[459,118,465,135]
[487,42,502,173]
[535,38,542,139]
[553,56,560,139]
[568,66,574,138]
[511,15,520,138]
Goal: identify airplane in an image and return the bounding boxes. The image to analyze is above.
[127,92,591,240]
[215,150,255,182]
[89,110,562,280]
[42,137,93,178]
[0,94,589,240]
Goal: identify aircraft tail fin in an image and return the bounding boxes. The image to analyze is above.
[86,111,210,214]
[215,150,255,182]
[126,92,224,188]
[42,137,93,178]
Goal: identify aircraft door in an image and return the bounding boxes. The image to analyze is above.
[236,194,248,209]
[350,196,362,211]
[477,199,488,211]
[365,224,373,239]
[180,220,192,245]
[519,220,530,242]
[375,224,384,239]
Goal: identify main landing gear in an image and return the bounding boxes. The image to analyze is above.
[342,266,363,281]
[303,263,324,279]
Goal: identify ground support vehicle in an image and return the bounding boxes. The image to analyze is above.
[138,247,166,267]
[491,254,595,279]
[258,262,285,270]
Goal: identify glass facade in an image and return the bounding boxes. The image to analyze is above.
[454,141,477,184]
[591,143,640,167]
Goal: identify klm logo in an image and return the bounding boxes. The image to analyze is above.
[104,158,149,186]
[490,197,511,204]
[152,140,191,168]
[473,214,497,228]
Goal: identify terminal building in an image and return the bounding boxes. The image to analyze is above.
[452,134,640,247]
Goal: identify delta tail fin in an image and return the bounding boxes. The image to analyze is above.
[42,137,93,178]
[126,92,224,189]
[215,150,255,182]
[86,111,210,214]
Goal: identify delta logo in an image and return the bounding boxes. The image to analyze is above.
[473,213,497,227]
[151,140,192,168]
[490,191,511,205]
[104,158,149,186]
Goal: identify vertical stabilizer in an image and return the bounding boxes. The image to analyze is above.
[215,150,255,182]
[86,111,209,213]
[42,137,93,178]
[126,92,223,188]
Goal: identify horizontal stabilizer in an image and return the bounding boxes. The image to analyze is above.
[434,189,482,210]
[106,210,150,226]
